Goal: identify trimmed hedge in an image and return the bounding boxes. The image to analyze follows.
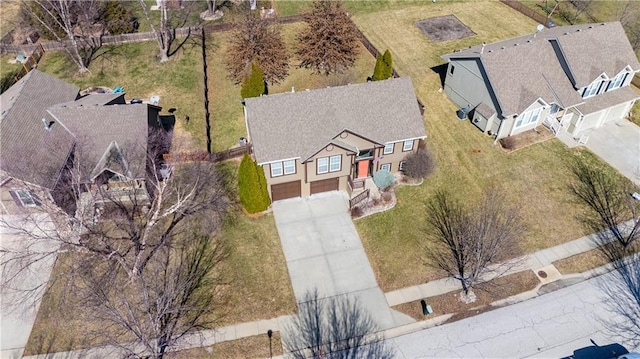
[238,153,271,213]
[372,49,393,81]
[373,169,395,190]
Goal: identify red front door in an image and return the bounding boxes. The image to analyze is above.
[357,160,370,179]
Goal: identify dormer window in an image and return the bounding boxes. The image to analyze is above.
[582,78,604,98]
[606,72,629,92]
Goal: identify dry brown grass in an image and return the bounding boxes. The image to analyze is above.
[350,1,630,293]
[166,332,283,359]
[553,249,609,275]
[392,270,540,321]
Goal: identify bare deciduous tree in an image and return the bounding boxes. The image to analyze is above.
[424,190,524,301]
[598,252,640,348]
[570,160,640,249]
[20,0,103,72]
[1,139,228,287]
[283,289,394,359]
[138,0,198,62]
[224,11,289,84]
[295,0,359,76]
[78,234,226,359]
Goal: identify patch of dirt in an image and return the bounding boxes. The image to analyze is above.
[416,15,475,42]
[499,127,554,152]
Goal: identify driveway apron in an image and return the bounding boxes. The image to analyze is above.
[583,120,640,186]
[272,192,413,331]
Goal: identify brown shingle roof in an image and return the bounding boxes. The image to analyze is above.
[576,86,640,115]
[244,77,426,164]
[443,22,639,117]
[48,104,150,180]
[0,70,79,189]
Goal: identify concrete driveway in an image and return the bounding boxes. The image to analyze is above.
[584,120,640,186]
[272,192,413,331]
[1,214,59,358]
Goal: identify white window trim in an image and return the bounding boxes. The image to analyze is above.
[607,72,627,91]
[271,162,283,177]
[379,163,391,172]
[329,155,341,172]
[399,161,406,171]
[12,189,38,207]
[402,140,413,152]
[283,159,296,175]
[317,157,329,174]
[383,143,394,155]
[514,107,542,129]
[583,79,603,98]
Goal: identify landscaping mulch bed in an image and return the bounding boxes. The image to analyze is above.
[499,127,554,152]
[392,270,540,322]
[415,15,476,42]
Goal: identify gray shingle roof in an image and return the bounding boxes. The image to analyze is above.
[245,77,426,164]
[576,86,640,115]
[48,104,149,180]
[443,22,639,117]
[0,70,79,189]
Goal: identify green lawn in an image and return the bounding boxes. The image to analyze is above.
[350,1,634,292]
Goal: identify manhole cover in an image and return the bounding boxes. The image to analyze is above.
[538,270,548,278]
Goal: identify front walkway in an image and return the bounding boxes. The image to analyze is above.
[271,192,414,331]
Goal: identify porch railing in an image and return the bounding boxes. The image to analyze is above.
[348,176,366,191]
[542,115,561,134]
[349,189,370,208]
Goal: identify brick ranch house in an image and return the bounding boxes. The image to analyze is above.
[243,77,427,202]
[442,22,640,142]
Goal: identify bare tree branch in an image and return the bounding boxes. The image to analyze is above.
[424,190,524,301]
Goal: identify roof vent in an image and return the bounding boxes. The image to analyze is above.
[501,46,505,49]
[41,118,54,131]
[291,86,295,93]
[514,43,518,46]
[564,32,568,35]
[577,29,582,32]
[588,26,593,29]
[527,40,531,43]
[488,50,493,53]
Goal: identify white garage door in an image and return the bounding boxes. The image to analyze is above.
[580,110,604,132]
[603,102,631,124]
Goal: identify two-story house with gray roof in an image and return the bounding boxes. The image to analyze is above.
[442,22,640,141]
[243,77,426,201]
[0,70,166,214]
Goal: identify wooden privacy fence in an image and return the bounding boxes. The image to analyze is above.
[1,43,45,93]
[162,144,252,164]
[1,14,306,55]
[499,0,551,27]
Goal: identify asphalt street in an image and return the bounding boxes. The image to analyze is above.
[389,273,638,359]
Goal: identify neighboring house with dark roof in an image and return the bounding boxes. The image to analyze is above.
[244,77,426,201]
[0,70,165,213]
[441,22,640,141]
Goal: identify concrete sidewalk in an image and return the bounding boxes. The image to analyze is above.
[19,216,631,358]
[385,230,604,306]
